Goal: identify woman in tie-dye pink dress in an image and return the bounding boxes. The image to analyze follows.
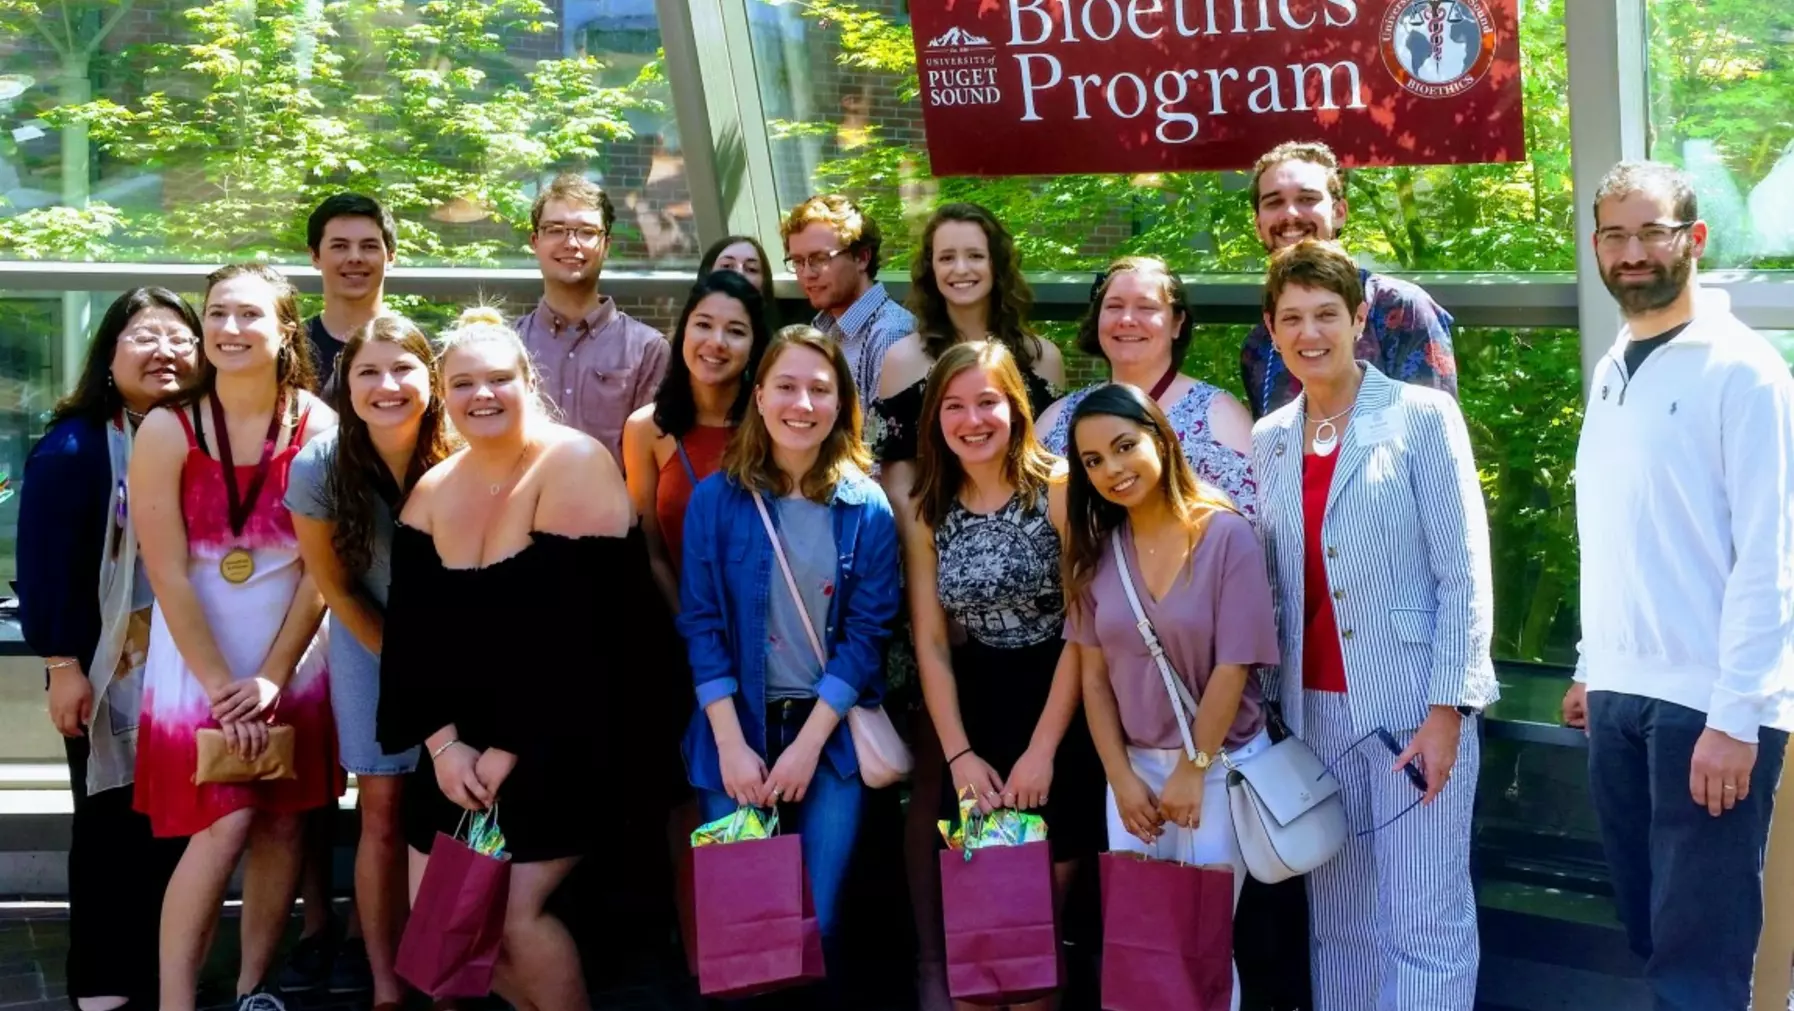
[129,264,341,1011]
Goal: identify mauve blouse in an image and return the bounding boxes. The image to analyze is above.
[1065,511,1278,751]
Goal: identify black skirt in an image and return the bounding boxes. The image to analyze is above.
[939,636,1106,861]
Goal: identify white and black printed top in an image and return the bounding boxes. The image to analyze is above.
[934,489,1065,651]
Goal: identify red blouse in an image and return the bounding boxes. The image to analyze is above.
[1301,449,1349,693]
[655,424,731,573]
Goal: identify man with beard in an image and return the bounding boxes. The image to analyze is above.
[781,194,915,399]
[1562,161,1794,1011]
[305,193,397,398]
[517,172,669,467]
[1239,141,1459,418]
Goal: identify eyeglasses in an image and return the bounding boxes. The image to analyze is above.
[537,223,606,245]
[1320,727,1428,837]
[784,248,850,274]
[122,332,198,351]
[1595,221,1694,251]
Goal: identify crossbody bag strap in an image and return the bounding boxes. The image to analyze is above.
[751,488,829,669]
[1111,528,1200,762]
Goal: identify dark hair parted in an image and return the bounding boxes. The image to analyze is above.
[912,341,1057,529]
[721,325,870,504]
[651,271,775,439]
[1076,256,1194,370]
[159,263,316,410]
[780,194,885,279]
[698,234,778,309]
[909,202,1038,370]
[307,193,397,255]
[51,287,202,427]
[326,315,456,575]
[1262,240,1366,318]
[1060,383,1240,614]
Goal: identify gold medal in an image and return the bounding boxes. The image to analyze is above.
[220,548,255,584]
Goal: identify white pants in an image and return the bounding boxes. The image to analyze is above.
[1105,730,1272,1011]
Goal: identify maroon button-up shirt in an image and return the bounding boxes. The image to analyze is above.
[515,296,670,468]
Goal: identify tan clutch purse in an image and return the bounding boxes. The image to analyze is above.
[194,725,297,784]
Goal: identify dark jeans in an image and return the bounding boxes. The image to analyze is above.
[65,735,187,1003]
[1587,691,1789,1011]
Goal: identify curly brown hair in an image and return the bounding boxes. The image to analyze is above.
[908,203,1039,370]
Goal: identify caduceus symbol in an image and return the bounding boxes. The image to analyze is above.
[1404,0,1468,72]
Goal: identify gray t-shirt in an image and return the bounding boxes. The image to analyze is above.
[764,495,836,700]
[284,429,396,606]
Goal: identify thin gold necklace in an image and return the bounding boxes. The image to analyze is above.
[486,442,532,496]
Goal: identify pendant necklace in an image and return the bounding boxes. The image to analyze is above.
[211,391,287,585]
[1308,404,1354,457]
[488,442,533,496]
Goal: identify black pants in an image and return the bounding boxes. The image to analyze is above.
[64,735,187,1004]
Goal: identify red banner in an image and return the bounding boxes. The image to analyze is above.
[908,0,1525,176]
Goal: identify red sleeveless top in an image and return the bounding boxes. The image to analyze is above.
[655,424,731,573]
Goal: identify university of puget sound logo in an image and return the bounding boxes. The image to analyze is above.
[1378,0,1498,99]
[921,24,1000,108]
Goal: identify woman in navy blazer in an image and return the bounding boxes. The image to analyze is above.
[1250,241,1498,1011]
[678,325,902,987]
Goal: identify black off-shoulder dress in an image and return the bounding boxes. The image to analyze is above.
[379,525,689,863]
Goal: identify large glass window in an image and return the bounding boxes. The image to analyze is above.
[1646,1,1794,269]
[0,0,692,267]
[743,0,1574,275]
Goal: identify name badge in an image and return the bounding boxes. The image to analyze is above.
[1352,404,1404,446]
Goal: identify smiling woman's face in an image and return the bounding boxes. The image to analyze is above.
[443,339,530,442]
[203,274,286,377]
[1073,412,1165,510]
[348,339,432,434]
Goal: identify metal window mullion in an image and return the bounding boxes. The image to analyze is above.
[1565,0,1651,392]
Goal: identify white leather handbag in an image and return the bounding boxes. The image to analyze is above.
[1111,531,1347,884]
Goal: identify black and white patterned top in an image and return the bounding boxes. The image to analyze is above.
[934,490,1065,650]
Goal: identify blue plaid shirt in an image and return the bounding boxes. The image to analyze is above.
[814,282,916,401]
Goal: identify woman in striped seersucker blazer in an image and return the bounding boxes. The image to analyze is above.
[1250,241,1499,1011]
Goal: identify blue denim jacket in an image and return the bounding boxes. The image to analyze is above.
[678,468,901,794]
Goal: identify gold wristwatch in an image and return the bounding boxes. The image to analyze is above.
[1190,749,1213,770]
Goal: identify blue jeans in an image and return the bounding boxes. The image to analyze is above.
[698,698,865,950]
[1587,691,1789,1011]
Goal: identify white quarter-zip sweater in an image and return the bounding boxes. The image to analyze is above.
[1574,289,1794,743]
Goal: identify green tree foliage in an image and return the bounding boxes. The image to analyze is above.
[767,0,1791,664]
[0,0,651,262]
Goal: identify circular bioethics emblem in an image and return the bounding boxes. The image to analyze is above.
[1380,0,1498,99]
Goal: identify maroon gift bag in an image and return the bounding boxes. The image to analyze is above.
[1099,852,1235,1011]
[939,840,1062,1005]
[395,831,511,998]
[692,833,826,997]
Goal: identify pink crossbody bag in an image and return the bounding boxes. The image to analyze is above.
[751,489,913,789]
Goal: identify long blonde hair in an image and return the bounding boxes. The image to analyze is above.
[721,325,870,503]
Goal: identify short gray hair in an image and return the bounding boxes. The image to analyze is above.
[1593,160,1698,226]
